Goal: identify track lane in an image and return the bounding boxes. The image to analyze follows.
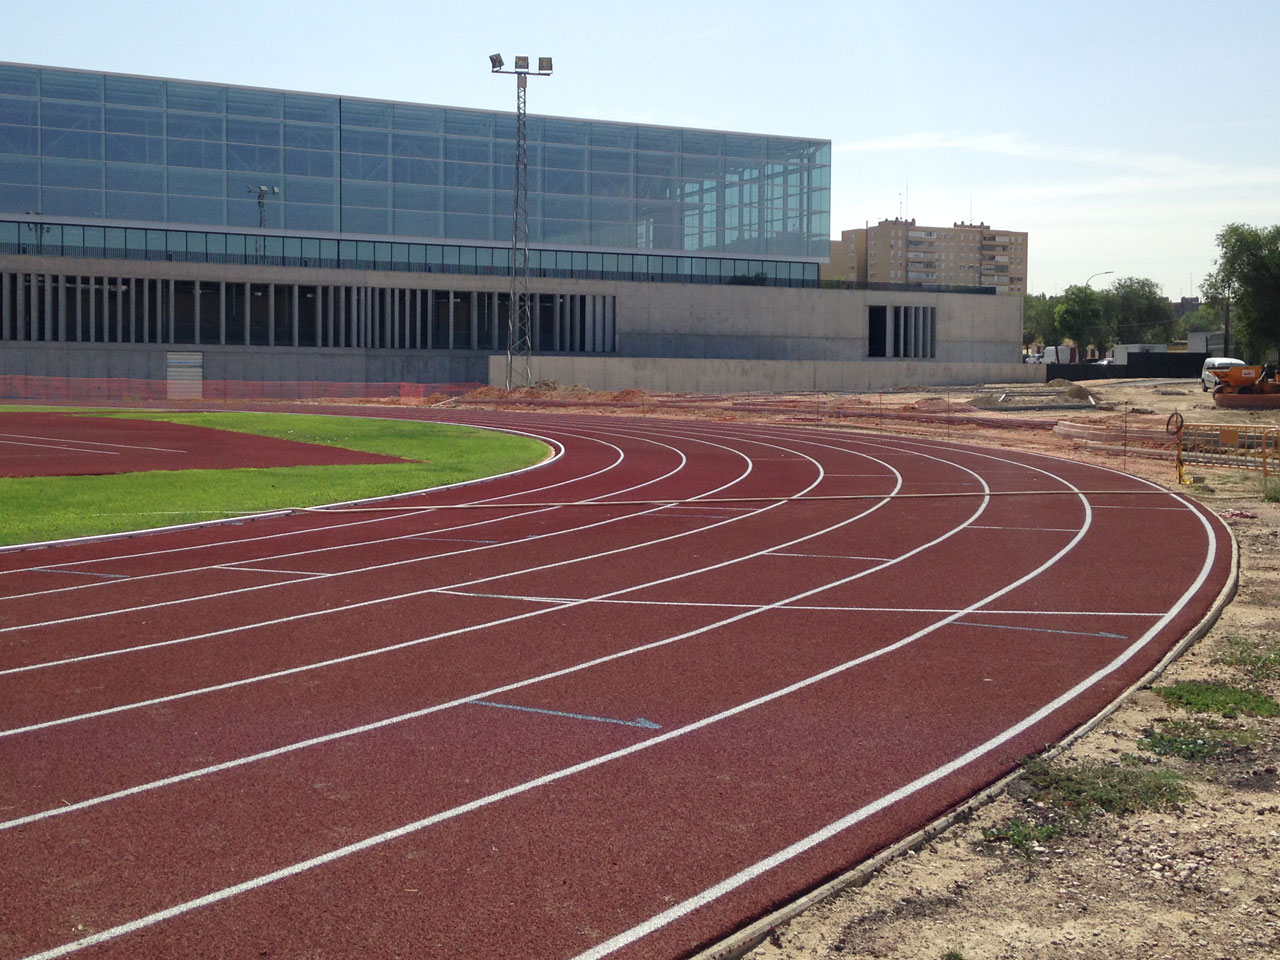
[0,411,1233,960]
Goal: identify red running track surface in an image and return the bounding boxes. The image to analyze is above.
[0,411,408,477]
[0,409,1234,960]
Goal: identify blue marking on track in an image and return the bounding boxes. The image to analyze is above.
[30,567,128,580]
[958,620,1127,640]
[471,700,660,729]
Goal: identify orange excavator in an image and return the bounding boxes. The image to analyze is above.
[1211,363,1280,408]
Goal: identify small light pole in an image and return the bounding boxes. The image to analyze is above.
[249,185,279,260]
[490,53,552,390]
[1084,270,1113,288]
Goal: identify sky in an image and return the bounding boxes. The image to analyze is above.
[6,0,1278,299]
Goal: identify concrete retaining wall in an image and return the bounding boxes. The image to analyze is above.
[491,355,1042,394]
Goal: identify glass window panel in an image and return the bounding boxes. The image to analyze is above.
[635,152,677,177]
[540,118,587,145]
[41,157,100,188]
[283,175,336,204]
[393,103,442,132]
[542,144,585,170]
[285,94,338,124]
[392,132,442,158]
[168,167,223,196]
[105,162,164,192]
[443,161,489,189]
[344,181,388,207]
[444,212,490,240]
[341,153,389,181]
[589,148,630,173]
[343,207,388,234]
[634,126,679,152]
[340,99,391,128]
[284,202,336,231]
[41,70,103,102]
[226,88,283,118]
[635,174,676,200]
[226,117,281,146]
[0,183,38,210]
[342,128,389,154]
[0,96,38,126]
[104,105,163,135]
[41,185,103,217]
[166,82,225,113]
[41,128,102,160]
[105,75,164,107]
[682,155,721,179]
[284,148,335,178]
[0,153,38,183]
[40,100,102,131]
[373,241,391,263]
[226,143,280,173]
[105,133,164,164]
[167,113,223,140]
[393,183,441,211]
[105,191,165,221]
[392,156,441,184]
[167,138,222,168]
[284,123,337,150]
[542,169,584,195]
[681,131,722,157]
[590,198,633,222]
[445,110,492,138]
[590,172,631,197]
[590,123,635,149]
[395,210,442,238]
[0,65,39,97]
[0,125,39,155]
[445,137,489,163]
[767,138,804,162]
[445,188,489,214]
[544,196,586,219]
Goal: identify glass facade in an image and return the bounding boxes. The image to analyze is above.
[0,62,830,268]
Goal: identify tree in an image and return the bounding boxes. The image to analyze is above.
[1204,223,1280,362]
[1100,276,1175,345]
[1054,285,1102,359]
[1023,293,1057,350]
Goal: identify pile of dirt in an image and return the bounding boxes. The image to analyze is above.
[898,397,977,414]
[459,385,508,402]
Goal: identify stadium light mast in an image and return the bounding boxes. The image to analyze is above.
[490,53,552,390]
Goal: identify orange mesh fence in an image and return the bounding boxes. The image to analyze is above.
[0,375,482,404]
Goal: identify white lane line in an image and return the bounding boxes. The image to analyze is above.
[0,431,187,454]
[570,493,1217,960]
[28,568,129,581]
[0,438,120,455]
[13,447,1107,960]
[954,620,1128,640]
[768,552,893,561]
[406,537,504,544]
[211,566,329,579]
[969,525,1080,532]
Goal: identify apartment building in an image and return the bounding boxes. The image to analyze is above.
[822,219,1027,295]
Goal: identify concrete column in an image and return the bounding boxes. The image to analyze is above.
[292,284,300,347]
[82,275,91,342]
[470,292,478,351]
[141,278,148,344]
[218,282,226,346]
[192,280,200,346]
[267,283,275,347]
[0,272,9,340]
[447,291,454,350]
[243,283,251,346]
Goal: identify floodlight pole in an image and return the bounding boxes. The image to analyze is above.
[491,55,552,390]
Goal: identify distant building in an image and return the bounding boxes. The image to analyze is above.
[822,219,1028,295]
[1172,296,1200,318]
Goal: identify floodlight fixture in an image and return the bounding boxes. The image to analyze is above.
[538,57,553,73]
[489,53,504,70]
[514,55,530,71]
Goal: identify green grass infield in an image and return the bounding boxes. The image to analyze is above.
[0,409,549,546]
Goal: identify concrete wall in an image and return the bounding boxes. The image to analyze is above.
[491,355,1041,394]
[0,340,489,384]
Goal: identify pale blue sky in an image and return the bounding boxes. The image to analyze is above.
[7,0,1277,298]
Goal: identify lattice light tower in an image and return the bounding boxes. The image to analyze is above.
[490,53,552,390]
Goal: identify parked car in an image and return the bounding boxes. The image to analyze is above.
[1093,357,1114,365]
[1201,357,1247,391]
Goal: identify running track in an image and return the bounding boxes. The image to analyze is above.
[0,410,1234,960]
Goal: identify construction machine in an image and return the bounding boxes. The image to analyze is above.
[1211,363,1280,408]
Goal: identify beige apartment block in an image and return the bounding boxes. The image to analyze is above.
[821,219,1028,295]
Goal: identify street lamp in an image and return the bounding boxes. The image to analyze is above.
[490,52,553,390]
[1084,270,1114,288]
[249,185,279,260]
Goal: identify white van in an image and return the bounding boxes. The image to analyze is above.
[1042,345,1076,364]
[1201,357,1246,391]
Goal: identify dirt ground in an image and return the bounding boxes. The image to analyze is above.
[445,377,1280,960]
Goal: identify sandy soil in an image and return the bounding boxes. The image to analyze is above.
[442,376,1280,960]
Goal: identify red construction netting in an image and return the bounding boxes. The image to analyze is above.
[0,375,482,404]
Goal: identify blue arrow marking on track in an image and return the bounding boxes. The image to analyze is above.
[959,621,1127,640]
[471,700,660,729]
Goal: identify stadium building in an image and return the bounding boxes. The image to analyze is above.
[0,62,1029,396]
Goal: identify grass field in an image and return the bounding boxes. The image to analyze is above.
[0,409,548,546]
